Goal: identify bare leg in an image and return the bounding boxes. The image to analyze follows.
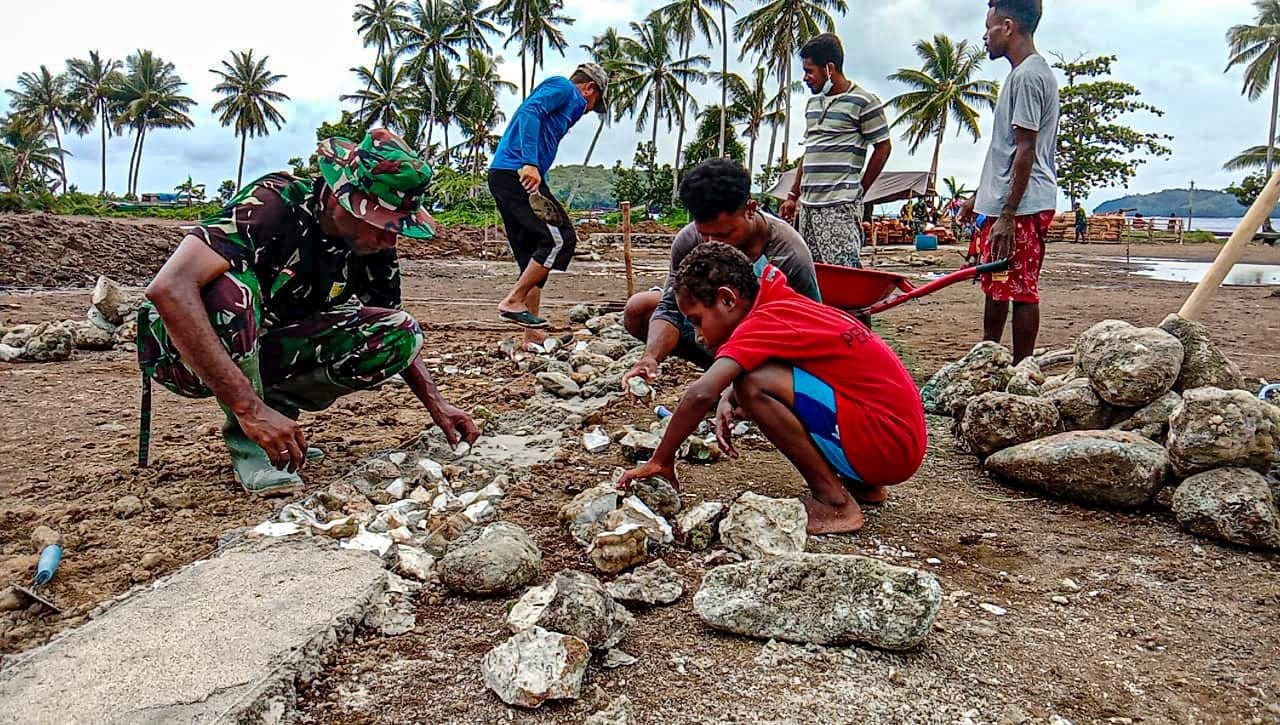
[622,290,661,342]
[1010,302,1040,363]
[498,261,550,316]
[735,363,864,535]
[522,287,547,347]
[983,296,1009,345]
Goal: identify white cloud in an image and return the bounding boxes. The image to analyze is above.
[1,0,1270,209]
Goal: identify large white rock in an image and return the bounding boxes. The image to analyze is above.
[507,570,633,649]
[1166,387,1280,477]
[1172,468,1280,550]
[481,627,591,709]
[984,430,1169,508]
[719,493,807,559]
[1158,314,1244,392]
[558,483,619,546]
[693,554,943,650]
[1111,390,1182,444]
[1075,320,1183,407]
[1045,378,1118,432]
[602,496,673,546]
[587,525,651,575]
[676,501,726,551]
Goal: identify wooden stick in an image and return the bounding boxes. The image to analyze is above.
[1179,167,1280,319]
[622,201,635,299]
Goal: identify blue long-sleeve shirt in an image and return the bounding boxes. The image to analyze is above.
[490,76,588,179]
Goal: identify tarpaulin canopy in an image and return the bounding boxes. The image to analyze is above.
[766,170,935,206]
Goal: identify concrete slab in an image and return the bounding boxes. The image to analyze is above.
[0,536,387,724]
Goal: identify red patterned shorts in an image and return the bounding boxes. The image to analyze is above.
[976,210,1056,304]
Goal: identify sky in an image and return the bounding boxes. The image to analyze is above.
[0,0,1268,210]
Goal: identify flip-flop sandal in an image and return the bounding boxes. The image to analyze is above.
[500,310,550,329]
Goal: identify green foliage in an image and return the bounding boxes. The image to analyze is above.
[216,180,237,205]
[1094,187,1280,217]
[1225,173,1267,208]
[611,142,675,212]
[548,164,615,209]
[1054,55,1172,203]
[55,190,109,215]
[682,105,746,169]
[1183,230,1220,245]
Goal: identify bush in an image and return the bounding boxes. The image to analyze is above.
[1183,230,1219,245]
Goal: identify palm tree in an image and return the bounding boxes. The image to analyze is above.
[493,0,574,98]
[6,66,79,194]
[567,28,633,207]
[113,50,196,197]
[453,92,507,177]
[735,0,847,167]
[652,0,734,192]
[454,47,516,163]
[342,56,415,131]
[0,115,63,192]
[452,0,501,52]
[401,0,464,156]
[174,175,206,206]
[354,0,411,71]
[727,68,786,190]
[1224,145,1275,171]
[887,34,999,192]
[615,14,710,197]
[426,60,466,163]
[1226,0,1280,179]
[66,51,123,195]
[942,175,972,200]
[210,50,291,191]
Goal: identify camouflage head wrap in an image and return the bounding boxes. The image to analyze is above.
[316,128,435,240]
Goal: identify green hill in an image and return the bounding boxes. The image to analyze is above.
[1094,188,1280,217]
[547,164,615,210]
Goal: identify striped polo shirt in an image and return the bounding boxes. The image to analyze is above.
[800,84,891,207]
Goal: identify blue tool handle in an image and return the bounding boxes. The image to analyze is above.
[34,545,62,586]
[655,405,673,419]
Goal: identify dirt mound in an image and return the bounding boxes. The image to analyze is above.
[0,213,184,288]
[576,220,680,236]
[398,224,510,260]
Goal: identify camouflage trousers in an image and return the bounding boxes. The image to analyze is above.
[136,272,424,400]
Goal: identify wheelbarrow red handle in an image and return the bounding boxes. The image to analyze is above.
[863,258,1010,316]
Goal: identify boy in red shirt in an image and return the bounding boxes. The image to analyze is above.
[617,243,927,534]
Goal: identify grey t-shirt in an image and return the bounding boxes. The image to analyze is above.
[652,213,820,329]
[974,54,1060,217]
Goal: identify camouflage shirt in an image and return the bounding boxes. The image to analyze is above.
[192,172,401,328]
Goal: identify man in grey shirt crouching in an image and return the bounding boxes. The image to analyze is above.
[621,159,820,385]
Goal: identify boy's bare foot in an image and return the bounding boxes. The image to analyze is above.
[845,480,888,506]
[803,493,864,535]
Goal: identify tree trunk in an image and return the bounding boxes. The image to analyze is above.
[126,125,142,197]
[99,104,108,195]
[928,114,946,195]
[718,3,728,158]
[237,132,247,190]
[567,117,604,208]
[133,125,147,197]
[1267,52,1280,178]
[651,82,661,151]
[763,106,779,193]
[521,50,528,100]
[443,124,451,165]
[50,114,67,194]
[780,63,792,168]
[747,127,757,185]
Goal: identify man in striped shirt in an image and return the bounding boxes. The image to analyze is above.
[781,34,893,268]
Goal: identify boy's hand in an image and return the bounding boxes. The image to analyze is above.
[616,459,680,494]
[714,394,741,460]
[621,355,659,391]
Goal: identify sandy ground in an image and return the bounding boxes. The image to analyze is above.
[0,238,1278,723]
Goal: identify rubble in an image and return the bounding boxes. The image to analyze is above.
[605,560,684,606]
[920,341,1014,416]
[439,522,542,596]
[587,525,651,575]
[1045,378,1119,431]
[719,493,807,559]
[959,392,1061,458]
[536,372,581,398]
[481,627,591,709]
[1172,468,1280,550]
[602,496,673,546]
[507,570,633,649]
[631,476,681,518]
[1166,387,1280,477]
[984,430,1169,508]
[1158,314,1244,392]
[693,554,943,650]
[584,695,634,725]
[1111,391,1182,444]
[1075,320,1183,407]
[559,483,619,546]
[676,502,726,551]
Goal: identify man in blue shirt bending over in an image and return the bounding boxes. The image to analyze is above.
[489,63,609,344]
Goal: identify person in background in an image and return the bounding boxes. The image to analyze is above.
[1073,201,1087,243]
[488,63,610,347]
[961,0,1060,363]
[780,33,893,268]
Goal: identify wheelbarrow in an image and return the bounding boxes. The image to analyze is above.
[816,259,1010,318]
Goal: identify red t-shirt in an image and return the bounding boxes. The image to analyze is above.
[716,265,927,485]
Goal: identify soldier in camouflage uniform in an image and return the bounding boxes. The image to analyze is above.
[139,129,479,496]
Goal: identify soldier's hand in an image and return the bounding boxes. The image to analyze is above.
[430,403,481,448]
[239,401,307,472]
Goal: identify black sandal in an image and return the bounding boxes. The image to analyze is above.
[500,310,550,329]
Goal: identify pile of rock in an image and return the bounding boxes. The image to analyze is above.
[0,275,140,363]
[925,315,1280,550]
[500,309,645,401]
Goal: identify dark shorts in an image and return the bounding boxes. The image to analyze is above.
[488,168,577,276]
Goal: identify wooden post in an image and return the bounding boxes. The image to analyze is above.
[622,201,635,299]
[1179,168,1280,319]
